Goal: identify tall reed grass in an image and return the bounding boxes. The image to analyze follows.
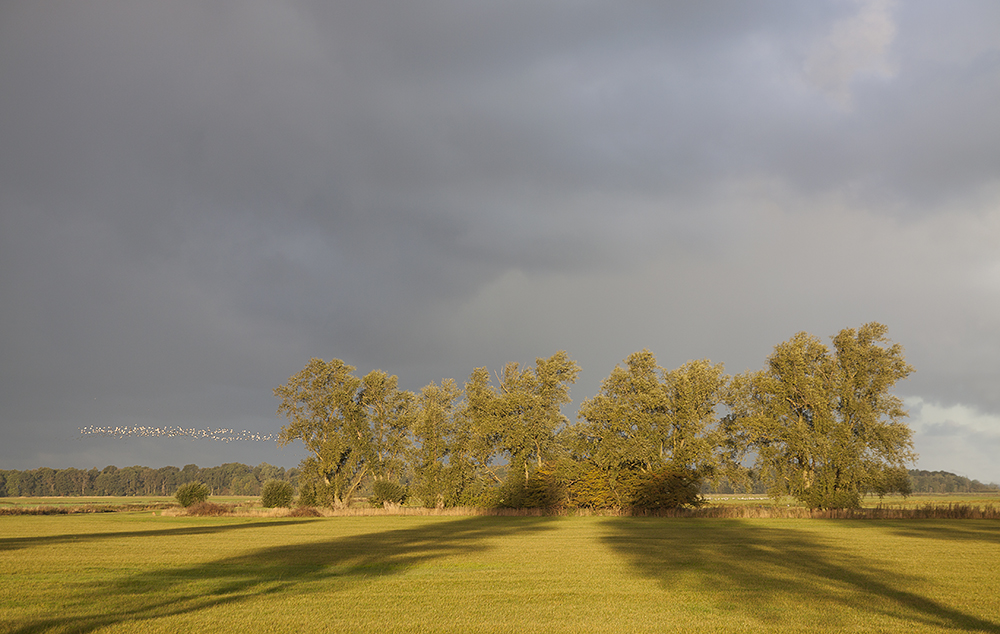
[5,500,998,519]
[637,502,1000,519]
[243,502,1000,520]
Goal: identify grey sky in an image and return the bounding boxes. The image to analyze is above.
[2,0,999,482]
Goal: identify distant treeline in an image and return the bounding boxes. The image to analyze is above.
[0,463,298,497]
[704,470,999,495]
[2,464,994,498]
[907,470,999,494]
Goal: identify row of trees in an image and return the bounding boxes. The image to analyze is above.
[276,323,919,510]
[909,470,999,494]
[275,351,583,508]
[0,463,298,498]
[6,462,989,500]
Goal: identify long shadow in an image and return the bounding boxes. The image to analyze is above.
[0,519,321,552]
[8,515,555,634]
[885,521,1000,544]
[602,518,1000,632]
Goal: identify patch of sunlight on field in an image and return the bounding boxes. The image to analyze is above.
[2,514,999,633]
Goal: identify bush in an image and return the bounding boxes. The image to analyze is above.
[868,465,913,500]
[369,480,407,507]
[296,480,320,507]
[261,479,294,508]
[800,486,861,511]
[563,464,619,509]
[175,481,210,507]
[185,501,229,516]
[490,470,529,509]
[629,468,704,512]
[520,467,565,509]
[490,465,564,510]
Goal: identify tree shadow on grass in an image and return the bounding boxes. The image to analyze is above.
[602,518,1000,632]
[884,521,1000,545]
[8,516,555,634]
[0,520,319,552]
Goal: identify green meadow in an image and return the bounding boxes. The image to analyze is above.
[0,496,253,509]
[3,512,1000,633]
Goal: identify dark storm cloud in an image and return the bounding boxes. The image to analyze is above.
[2,0,999,480]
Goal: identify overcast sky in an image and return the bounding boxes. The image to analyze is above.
[2,0,999,483]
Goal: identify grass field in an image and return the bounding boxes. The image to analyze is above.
[2,511,999,633]
[0,496,254,509]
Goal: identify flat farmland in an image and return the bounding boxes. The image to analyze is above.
[2,513,999,633]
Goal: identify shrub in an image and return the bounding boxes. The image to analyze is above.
[491,465,564,510]
[261,479,294,508]
[185,501,229,516]
[868,465,913,500]
[563,464,619,509]
[491,470,529,509]
[296,481,320,507]
[175,481,210,507]
[800,486,861,511]
[287,506,322,517]
[629,468,704,512]
[369,480,407,507]
[520,467,565,509]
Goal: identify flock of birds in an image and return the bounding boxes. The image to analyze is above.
[79,425,278,442]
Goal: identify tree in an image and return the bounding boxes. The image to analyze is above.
[53,469,79,496]
[3,471,25,496]
[459,366,505,487]
[577,350,669,475]
[577,352,732,474]
[180,464,200,484]
[661,359,736,484]
[274,358,370,509]
[231,474,259,496]
[154,466,180,496]
[736,323,916,509]
[410,379,462,507]
[359,370,415,485]
[95,466,121,496]
[576,351,732,506]
[37,467,56,496]
[532,351,582,462]
[117,466,147,496]
[253,463,285,485]
[494,351,580,483]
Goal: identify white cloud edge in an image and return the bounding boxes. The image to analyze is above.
[904,395,1000,483]
[803,0,898,108]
